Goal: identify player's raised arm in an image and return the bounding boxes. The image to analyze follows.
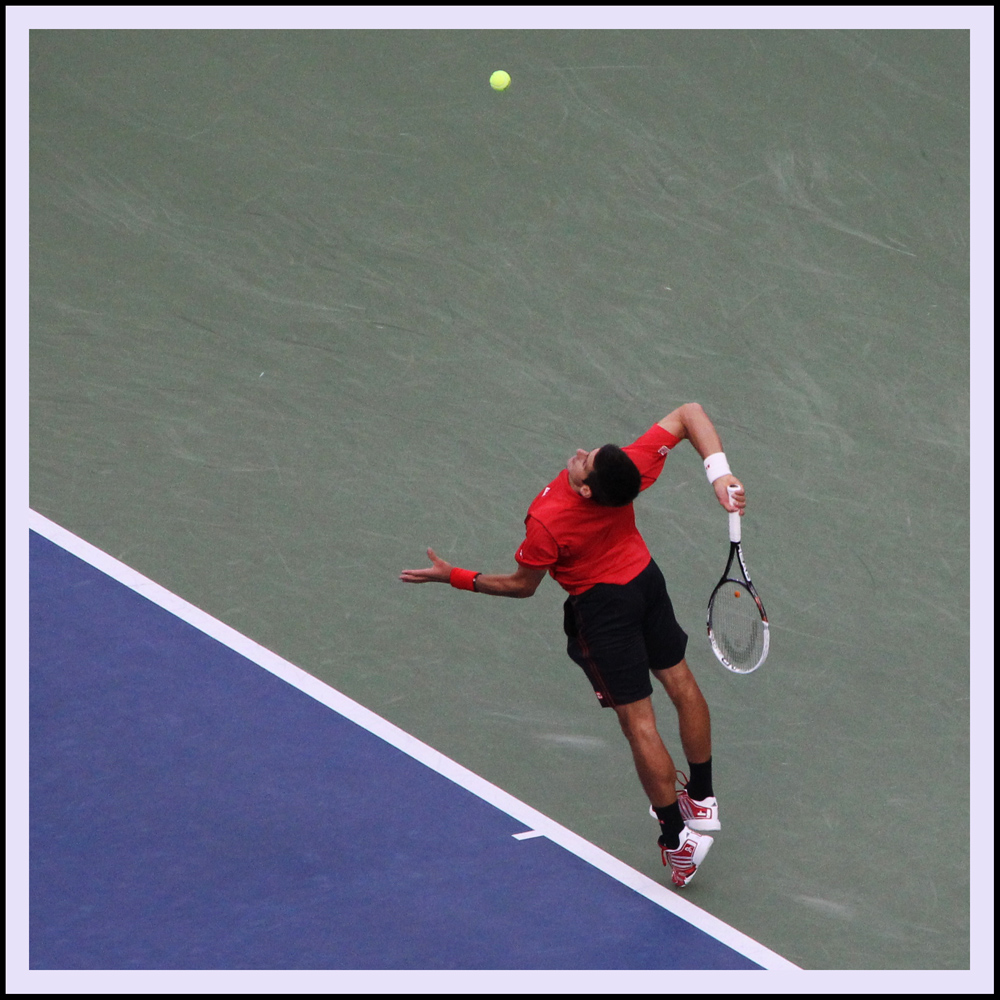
[658,403,746,514]
[400,548,546,599]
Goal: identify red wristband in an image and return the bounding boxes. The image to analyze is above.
[449,567,481,592]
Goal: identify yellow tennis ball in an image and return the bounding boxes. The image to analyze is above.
[490,70,511,91]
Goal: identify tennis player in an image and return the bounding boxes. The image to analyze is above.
[400,403,745,888]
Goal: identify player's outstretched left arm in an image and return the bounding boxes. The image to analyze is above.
[658,402,746,515]
[400,548,546,598]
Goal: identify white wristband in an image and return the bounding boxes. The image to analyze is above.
[704,452,731,484]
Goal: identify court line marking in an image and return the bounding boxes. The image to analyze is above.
[28,509,800,972]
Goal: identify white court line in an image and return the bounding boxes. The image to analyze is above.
[28,509,800,972]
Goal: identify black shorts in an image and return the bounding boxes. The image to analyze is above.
[563,559,688,709]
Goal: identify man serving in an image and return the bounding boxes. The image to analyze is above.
[400,403,745,888]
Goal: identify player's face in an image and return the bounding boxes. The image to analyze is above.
[567,447,599,489]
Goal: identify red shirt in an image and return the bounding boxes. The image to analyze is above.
[515,424,681,594]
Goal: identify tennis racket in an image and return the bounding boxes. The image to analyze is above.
[707,485,769,674]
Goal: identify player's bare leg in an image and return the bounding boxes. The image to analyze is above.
[612,696,677,808]
[653,657,719,833]
[616,690,714,886]
[653,658,711,764]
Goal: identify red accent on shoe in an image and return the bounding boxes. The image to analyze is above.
[661,828,713,888]
[676,788,720,832]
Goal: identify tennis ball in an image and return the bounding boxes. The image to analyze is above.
[490,70,511,91]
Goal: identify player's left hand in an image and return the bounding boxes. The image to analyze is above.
[714,475,746,515]
[399,547,453,584]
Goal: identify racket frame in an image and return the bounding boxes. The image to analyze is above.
[706,487,770,674]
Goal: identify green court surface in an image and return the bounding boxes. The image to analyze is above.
[26,22,978,973]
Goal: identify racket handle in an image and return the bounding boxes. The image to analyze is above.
[727,484,742,543]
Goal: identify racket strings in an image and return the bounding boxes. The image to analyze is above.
[708,580,767,674]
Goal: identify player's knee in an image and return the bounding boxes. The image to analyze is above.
[659,661,701,702]
[615,706,659,745]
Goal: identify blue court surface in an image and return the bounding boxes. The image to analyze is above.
[28,513,795,973]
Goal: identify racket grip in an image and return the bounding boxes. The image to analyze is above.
[727,484,742,543]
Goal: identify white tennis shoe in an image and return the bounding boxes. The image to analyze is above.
[648,791,721,832]
[660,826,713,888]
[677,789,721,832]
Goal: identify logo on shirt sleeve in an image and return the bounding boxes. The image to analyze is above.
[658,446,671,457]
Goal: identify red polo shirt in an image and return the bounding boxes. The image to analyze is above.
[515,424,681,594]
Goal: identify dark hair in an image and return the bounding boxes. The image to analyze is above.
[584,444,641,507]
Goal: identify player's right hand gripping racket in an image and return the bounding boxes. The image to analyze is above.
[707,485,769,674]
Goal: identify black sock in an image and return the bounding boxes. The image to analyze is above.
[685,758,714,801]
[654,801,684,848]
